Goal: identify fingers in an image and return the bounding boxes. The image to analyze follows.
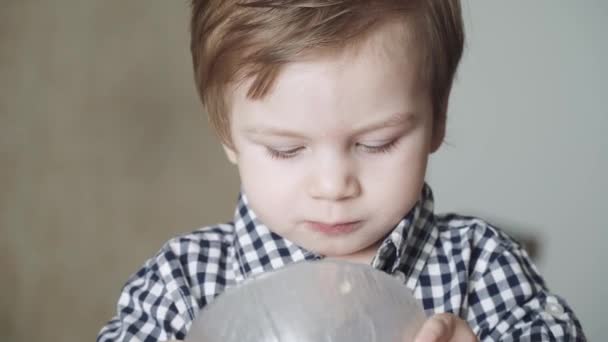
[414,313,455,342]
[413,313,477,342]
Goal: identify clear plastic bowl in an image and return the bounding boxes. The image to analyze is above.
[186,260,425,342]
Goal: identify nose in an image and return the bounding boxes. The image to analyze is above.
[307,154,361,202]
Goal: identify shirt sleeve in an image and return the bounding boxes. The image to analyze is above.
[467,237,586,341]
[97,245,197,342]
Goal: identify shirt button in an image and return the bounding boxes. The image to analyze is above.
[545,302,565,317]
[393,270,406,283]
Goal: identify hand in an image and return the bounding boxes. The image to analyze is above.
[413,313,478,342]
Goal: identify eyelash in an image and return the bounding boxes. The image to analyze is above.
[265,139,399,160]
[265,147,304,160]
[357,139,399,154]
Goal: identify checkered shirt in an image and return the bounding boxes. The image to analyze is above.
[97,184,585,341]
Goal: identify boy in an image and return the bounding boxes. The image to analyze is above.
[98,0,585,341]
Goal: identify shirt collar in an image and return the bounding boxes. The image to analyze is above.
[231,183,437,286]
[231,193,320,282]
[370,184,436,275]
[393,184,438,291]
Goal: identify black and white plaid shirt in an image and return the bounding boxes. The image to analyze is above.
[98,184,585,341]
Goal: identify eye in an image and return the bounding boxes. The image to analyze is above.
[265,146,305,160]
[357,139,399,154]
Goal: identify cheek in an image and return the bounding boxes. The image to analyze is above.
[236,153,306,229]
[237,150,301,201]
[360,139,429,202]
[365,134,429,177]
[362,156,426,194]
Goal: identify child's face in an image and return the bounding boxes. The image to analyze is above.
[224,23,443,261]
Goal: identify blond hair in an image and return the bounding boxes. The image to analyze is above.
[190,0,464,145]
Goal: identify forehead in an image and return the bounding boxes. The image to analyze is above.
[229,20,429,131]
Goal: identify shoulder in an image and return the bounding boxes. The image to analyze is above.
[430,212,546,299]
[430,215,585,340]
[97,223,237,341]
[150,222,236,279]
[131,223,236,317]
[129,222,237,302]
[163,222,236,257]
[429,213,540,286]
[425,214,585,340]
[433,213,524,259]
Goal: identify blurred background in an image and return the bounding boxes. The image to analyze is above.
[0,1,605,341]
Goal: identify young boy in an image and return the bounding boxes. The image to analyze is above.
[98,0,585,341]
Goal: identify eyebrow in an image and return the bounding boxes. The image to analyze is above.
[354,112,416,135]
[243,126,309,139]
[243,112,416,139]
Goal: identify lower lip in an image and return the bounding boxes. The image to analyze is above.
[307,221,360,235]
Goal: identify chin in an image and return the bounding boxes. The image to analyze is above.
[311,242,370,258]
[300,243,346,257]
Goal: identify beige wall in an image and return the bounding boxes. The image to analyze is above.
[1,2,238,341]
[3,1,606,342]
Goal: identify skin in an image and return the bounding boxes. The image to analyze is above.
[225,21,441,264]
[191,21,477,342]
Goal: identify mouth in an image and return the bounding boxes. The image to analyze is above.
[306,221,361,235]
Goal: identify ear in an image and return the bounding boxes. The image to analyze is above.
[222,144,238,165]
[430,99,448,153]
